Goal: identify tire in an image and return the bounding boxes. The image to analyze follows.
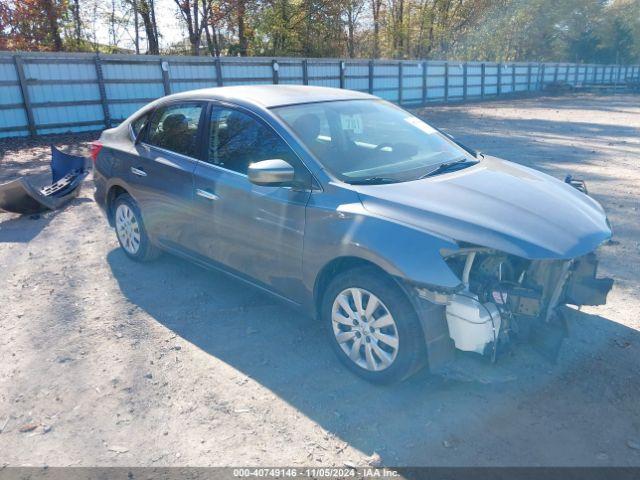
[322,266,426,384]
[112,193,161,262]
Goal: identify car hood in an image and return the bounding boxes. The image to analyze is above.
[355,156,611,260]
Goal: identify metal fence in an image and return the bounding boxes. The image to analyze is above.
[0,51,638,139]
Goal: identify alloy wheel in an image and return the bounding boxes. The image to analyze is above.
[331,288,399,371]
[115,203,141,255]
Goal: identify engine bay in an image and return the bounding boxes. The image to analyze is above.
[440,248,614,359]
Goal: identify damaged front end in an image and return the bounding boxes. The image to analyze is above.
[426,246,613,362]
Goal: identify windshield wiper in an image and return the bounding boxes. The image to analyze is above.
[348,176,398,185]
[418,158,477,179]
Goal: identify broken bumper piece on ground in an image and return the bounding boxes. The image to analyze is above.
[0,146,89,215]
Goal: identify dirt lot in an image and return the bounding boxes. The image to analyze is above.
[1,93,639,467]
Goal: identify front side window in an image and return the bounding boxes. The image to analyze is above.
[146,103,203,158]
[274,99,475,183]
[207,107,298,175]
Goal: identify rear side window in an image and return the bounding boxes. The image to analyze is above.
[146,103,204,158]
[130,113,149,139]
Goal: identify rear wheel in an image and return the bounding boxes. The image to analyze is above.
[113,193,160,262]
[322,266,426,384]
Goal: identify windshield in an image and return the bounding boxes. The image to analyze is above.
[274,99,475,184]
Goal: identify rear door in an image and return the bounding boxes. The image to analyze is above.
[128,101,205,245]
[190,105,311,302]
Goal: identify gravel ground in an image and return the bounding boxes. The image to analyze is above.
[0,93,639,467]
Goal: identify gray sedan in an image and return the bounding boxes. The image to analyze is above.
[93,85,613,383]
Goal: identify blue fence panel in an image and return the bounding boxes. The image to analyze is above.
[448,63,465,99]
[223,61,272,83]
[0,108,28,137]
[278,60,303,83]
[110,101,148,122]
[308,61,340,88]
[372,62,399,102]
[401,62,423,104]
[344,61,369,92]
[0,84,21,106]
[0,51,636,138]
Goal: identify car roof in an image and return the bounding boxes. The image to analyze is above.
[165,85,376,108]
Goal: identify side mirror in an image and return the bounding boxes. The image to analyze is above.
[248,159,295,187]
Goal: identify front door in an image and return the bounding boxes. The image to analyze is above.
[191,105,311,302]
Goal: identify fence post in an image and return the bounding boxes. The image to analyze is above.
[94,53,110,128]
[574,64,579,86]
[462,62,467,101]
[497,63,501,96]
[444,61,449,102]
[215,58,223,86]
[13,55,36,137]
[340,61,346,89]
[421,61,427,105]
[368,60,374,94]
[564,64,569,82]
[398,62,403,104]
[272,59,279,84]
[302,59,308,85]
[583,64,587,84]
[160,59,171,95]
[480,62,485,99]
[511,64,516,94]
[553,63,559,83]
[527,63,532,91]
[601,65,605,84]
[540,63,546,90]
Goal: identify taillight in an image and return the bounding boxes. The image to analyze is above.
[90,141,103,163]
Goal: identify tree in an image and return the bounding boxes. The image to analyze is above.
[344,0,366,58]
[0,0,66,51]
[174,0,218,55]
[371,0,384,57]
[139,0,160,53]
[202,0,224,56]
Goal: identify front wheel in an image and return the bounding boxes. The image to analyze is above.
[322,266,426,384]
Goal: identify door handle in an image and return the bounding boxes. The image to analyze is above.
[196,188,219,201]
[131,167,147,177]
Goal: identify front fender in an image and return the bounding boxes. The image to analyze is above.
[303,191,463,296]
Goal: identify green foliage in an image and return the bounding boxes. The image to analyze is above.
[1,0,639,63]
[454,0,640,63]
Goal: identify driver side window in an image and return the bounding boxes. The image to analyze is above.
[207,107,298,175]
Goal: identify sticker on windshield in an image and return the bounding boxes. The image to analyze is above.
[340,114,363,134]
[404,116,436,134]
